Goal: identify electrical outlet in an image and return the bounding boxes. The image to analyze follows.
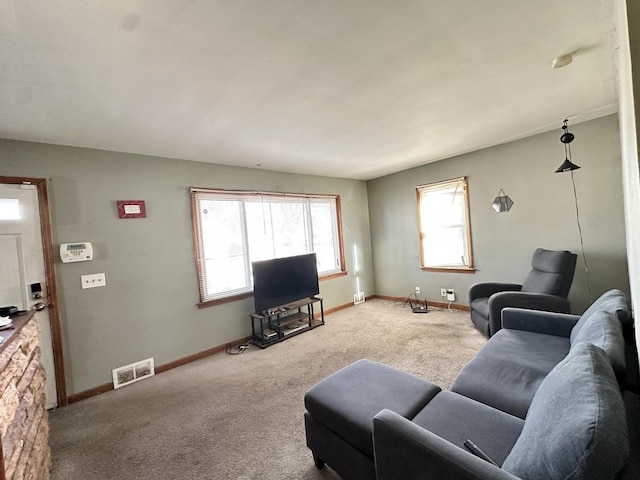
[415,286,421,295]
[446,289,455,301]
[81,273,106,289]
[440,288,447,297]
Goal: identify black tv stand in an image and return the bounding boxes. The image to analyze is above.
[250,297,324,348]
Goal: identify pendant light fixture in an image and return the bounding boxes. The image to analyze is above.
[553,118,592,301]
[554,119,580,173]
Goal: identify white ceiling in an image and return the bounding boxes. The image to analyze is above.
[0,1,618,180]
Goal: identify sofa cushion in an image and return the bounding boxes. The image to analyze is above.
[502,343,628,480]
[571,289,631,341]
[411,391,524,466]
[451,329,569,418]
[570,310,626,381]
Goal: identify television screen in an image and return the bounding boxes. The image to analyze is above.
[252,253,319,313]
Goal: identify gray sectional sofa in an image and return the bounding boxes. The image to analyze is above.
[304,289,633,480]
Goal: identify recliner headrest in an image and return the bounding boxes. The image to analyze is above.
[530,248,573,273]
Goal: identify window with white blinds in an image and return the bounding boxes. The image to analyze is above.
[190,188,344,305]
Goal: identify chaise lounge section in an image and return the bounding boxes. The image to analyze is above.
[374,342,627,480]
[304,289,632,480]
[304,359,441,480]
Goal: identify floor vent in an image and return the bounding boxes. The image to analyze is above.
[112,358,155,389]
[353,291,365,305]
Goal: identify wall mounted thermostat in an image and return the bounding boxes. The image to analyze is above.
[60,242,94,263]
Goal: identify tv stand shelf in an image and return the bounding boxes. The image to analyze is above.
[250,297,324,348]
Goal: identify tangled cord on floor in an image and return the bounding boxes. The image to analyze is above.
[393,292,459,312]
[393,292,447,312]
[225,342,252,355]
[394,292,421,308]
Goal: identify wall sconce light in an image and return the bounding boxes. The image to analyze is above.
[492,189,513,213]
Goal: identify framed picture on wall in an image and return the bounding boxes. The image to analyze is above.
[117,200,146,219]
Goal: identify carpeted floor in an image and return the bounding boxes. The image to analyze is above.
[49,298,487,480]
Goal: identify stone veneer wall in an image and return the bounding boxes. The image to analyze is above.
[0,319,51,480]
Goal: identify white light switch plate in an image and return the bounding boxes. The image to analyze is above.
[81,273,106,289]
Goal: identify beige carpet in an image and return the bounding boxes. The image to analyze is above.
[49,298,487,480]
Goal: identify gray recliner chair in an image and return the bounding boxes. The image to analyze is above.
[469,248,577,337]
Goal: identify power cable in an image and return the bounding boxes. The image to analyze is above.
[570,170,593,303]
[226,342,251,355]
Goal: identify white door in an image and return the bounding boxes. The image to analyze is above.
[0,182,58,408]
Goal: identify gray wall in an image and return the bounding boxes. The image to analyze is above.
[0,140,374,394]
[0,114,632,396]
[367,114,629,314]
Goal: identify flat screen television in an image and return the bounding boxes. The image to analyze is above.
[252,253,319,313]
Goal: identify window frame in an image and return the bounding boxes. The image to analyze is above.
[416,177,475,273]
[190,187,347,308]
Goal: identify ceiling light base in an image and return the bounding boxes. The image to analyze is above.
[552,54,573,69]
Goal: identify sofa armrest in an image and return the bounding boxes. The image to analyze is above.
[501,308,580,337]
[488,292,572,336]
[469,283,522,302]
[373,409,520,480]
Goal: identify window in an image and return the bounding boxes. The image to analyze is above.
[416,177,474,272]
[191,188,345,305]
[0,198,20,220]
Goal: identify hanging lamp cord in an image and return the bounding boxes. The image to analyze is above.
[570,170,593,303]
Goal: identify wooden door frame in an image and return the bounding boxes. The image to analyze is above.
[0,176,67,406]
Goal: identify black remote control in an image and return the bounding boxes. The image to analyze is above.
[463,439,498,466]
